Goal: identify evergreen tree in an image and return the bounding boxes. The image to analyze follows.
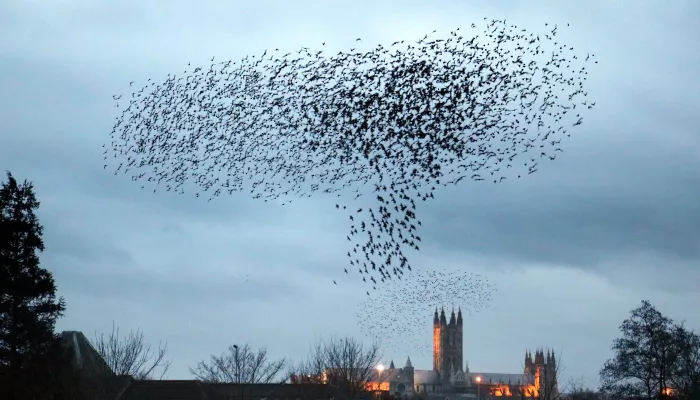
[0,172,66,398]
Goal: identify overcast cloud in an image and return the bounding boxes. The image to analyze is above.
[1,0,698,389]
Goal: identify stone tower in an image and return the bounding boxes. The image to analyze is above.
[404,357,415,392]
[433,307,463,378]
[524,348,558,395]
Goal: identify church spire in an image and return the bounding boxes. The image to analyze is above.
[405,357,413,368]
[525,350,530,367]
[457,307,462,325]
[449,307,456,325]
[440,307,447,325]
[389,360,395,369]
[434,307,439,325]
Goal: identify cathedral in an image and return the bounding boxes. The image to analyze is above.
[374,307,558,398]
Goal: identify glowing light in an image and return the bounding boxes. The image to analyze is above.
[476,376,481,383]
[491,385,512,396]
[376,364,385,372]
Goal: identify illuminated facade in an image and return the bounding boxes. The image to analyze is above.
[364,307,558,399]
[433,307,463,377]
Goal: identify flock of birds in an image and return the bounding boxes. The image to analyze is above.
[106,18,596,290]
[357,269,496,357]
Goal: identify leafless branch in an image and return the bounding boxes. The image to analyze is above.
[518,349,565,400]
[567,376,601,400]
[190,343,287,384]
[290,335,382,400]
[92,321,171,380]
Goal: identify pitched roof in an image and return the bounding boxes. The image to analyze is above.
[414,370,440,384]
[369,368,402,382]
[466,372,528,385]
[59,330,114,377]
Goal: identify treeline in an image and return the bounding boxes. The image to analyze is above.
[1,172,698,399]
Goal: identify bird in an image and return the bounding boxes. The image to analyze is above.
[106,18,597,291]
[356,268,496,357]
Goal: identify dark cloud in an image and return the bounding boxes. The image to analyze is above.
[1,0,698,390]
[419,82,700,289]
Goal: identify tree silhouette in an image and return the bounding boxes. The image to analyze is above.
[290,335,382,400]
[0,172,66,399]
[190,343,286,384]
[600,300,700,399]
[92,321,171,379]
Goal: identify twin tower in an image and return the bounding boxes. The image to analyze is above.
[433,307,463,377]
[433,307,558,384]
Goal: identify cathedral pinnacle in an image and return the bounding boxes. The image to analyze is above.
[405,357,413,368]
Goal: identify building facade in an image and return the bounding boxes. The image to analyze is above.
[373,308,558,399]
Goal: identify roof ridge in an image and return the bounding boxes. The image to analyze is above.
[60,330,114,375]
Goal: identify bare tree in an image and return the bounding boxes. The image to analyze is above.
[518,349,565,400]
[289,340,327,385]
[190,343,287,384]
[92,321,171,380]
[567,377,601,400]
[290,335,382,400]
[191,343,288,400]
[668,322,700,399]
[599,300,699,399]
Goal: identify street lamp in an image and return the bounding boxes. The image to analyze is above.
[375,364,385,391]
[233,344,239,383]
[475,376,481,400]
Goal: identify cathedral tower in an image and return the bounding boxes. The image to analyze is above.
[432,306,463,378]
[524,348,559,396]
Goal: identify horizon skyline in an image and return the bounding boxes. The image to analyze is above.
[1,0,698,391]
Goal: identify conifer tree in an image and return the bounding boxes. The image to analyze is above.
[0,172,66,398]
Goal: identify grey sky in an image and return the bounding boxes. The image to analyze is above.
[1,0,698,389]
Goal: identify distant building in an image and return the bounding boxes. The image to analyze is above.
[57,306,560,400]
[59,331,341,400]
[365,307,559,399]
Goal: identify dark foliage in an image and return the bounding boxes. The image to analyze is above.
[600,300,700,400]
[0,172,66,399]
[107,19,597,288]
